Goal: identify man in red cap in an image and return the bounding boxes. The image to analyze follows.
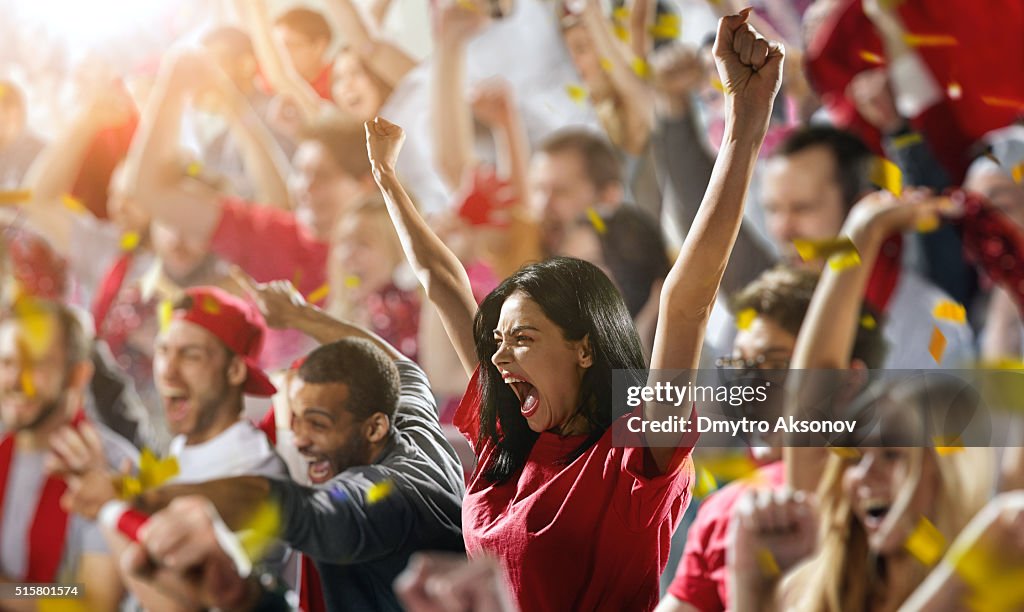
[155,286,286,481]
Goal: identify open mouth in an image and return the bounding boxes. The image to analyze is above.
[304,456,333,483]
[502,372,540,418]
[161,390,192,424]
[863,501,891,528]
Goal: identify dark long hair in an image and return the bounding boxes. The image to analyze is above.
[473,257,646,483]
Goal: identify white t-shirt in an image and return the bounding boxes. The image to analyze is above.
[167,420,288,484]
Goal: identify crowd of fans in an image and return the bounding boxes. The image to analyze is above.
[1,0,1023,610]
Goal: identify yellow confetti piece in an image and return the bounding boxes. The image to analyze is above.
[343,275,362,289]
[599,57,614,73]
[792,237,858,262]
[869,157,903,196]
[736,307,757,331]
[456,0,481,13]
[649,14,681,39]
[710,77,725,93]
[890,132,923,149]
[238,500,281,563]
[915,214,940,234]
[828,446,862,460]
[565,84,588,104]
[902,33,958,47]
[158,300,173,332]
[692,465,718,499]
[858,50,885,64]
[981,96,1024,111]
[756,547,781,577]
[201,295,221,315]
[119,231,141,252]
[631,57,650,78]
[13,297,57,361]
[585,207,607,234]
[20,370,35,398]
[828,249,862,271]
[38,597,90,612]
[185,160,203,178]
[119,449,179,499]
[947,82,962,100]
[933,300,966,324]
[0,189,32,205]
[0,84,6,99]
[929,325,947,364]
[933,435,964,455]
[905,516,946,566]
[292,268,303,289]
[612,6,629,21]
[860,314,877,330]
[700,454,759,483]
[367,480,393,504]
[613,24,629,41]
[60,194,87,213]
[306,283,329,303]
[1012,162,1024,184]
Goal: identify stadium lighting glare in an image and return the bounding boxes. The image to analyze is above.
[8,0,178,51]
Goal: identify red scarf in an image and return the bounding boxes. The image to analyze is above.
[0,411,85,581]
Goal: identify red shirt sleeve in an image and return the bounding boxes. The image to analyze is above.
[210,197,329,296]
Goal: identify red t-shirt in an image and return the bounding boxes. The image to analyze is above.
[456,369,697,612]
[667,461,786,611]
[211,197,328,297]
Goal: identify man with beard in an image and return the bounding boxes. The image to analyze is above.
[57,281,465,611]
[0,299,135,611]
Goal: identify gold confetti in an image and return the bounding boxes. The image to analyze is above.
[185,161,203,178]
[710,77,725,93]
[860,314,877,330]
[119,449,179,499]
[238,500,281,563]
[947,82,962,100]
[933,435,964,455]
[14,298,57,361]
[0,190,32,205]
[292,268,303,289]
[933,300,966,324]
[793,237,859,262]
[119,231,140,252]
[61,194,87,213]
[158,300,173,332]
[902,33,957,47]
[0,84,6,99]
[859,50,885,64]
[828,446,862,460]
[1012,162,1024,184]
[456,0,481,13]
[20,370,35,398]
[915,214,940,234]
[306,283,329,303]
[929,326,947,363]
[585,207,607,234]
[692,465,718,499]
[828,250,862,271]
[599,57,614,73]
[631,57,650,78]
[699,454,759,483]
[890,132,922,149]
[756,547,781,577]
[565,84,588,104]
[343,275,362,289]
[39,598,90,612]
[869,157,902,196]
[649,14,681,39]
[613,24,630,41]
[905,516,946,566]
[736,307,757,331]
[367,480,393,504]
[201,295,221,315]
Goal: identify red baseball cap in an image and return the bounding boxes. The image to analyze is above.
[171,286,277,397]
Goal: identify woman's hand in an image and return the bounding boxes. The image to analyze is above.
[843,188,957,248]
[712,9,785,133]
[729,488,819,581]
[365,116,407,176]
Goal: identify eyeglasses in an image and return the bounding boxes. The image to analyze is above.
[714,351,791,372]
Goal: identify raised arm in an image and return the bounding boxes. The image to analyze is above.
[366,117,479,376]
[233,270,405,360]
[784,189,950,492]
[430,0,490,190]
[577,0,655,155]
[233,0,326,122]
[644,12,783,469]
[323,0,416,89]
[122,50,224,245]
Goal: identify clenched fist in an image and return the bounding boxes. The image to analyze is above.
[365,116,407,175]
[712,10,785,131]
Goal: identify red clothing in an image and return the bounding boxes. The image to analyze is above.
[456,369,696,612]
[211,197,328,297]
[310,62,335,101]
[667,461,786,611]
